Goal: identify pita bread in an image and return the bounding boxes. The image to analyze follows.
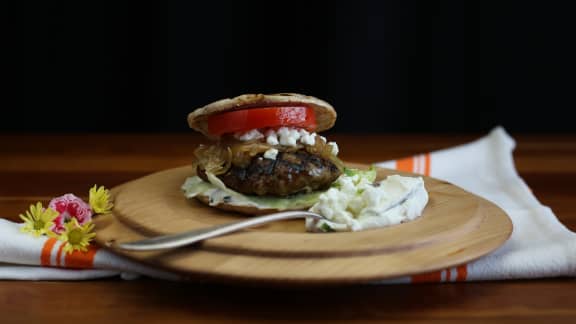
[188,93,337,138]
[194,193,313,216]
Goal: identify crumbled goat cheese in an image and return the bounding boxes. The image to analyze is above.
[263,148,279,160]
[235,129,264,141]
[328,142,339,156]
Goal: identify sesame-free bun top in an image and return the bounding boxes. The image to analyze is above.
[187,93,337,138]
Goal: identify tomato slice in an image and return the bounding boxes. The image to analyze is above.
[207,106,316,136]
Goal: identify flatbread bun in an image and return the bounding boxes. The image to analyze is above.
[194,194,312,216]
[188,93,337,138]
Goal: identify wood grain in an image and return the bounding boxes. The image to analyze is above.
[0,133,574,322]
[93,165,512,283]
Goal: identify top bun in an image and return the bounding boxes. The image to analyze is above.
[187,93,337,138]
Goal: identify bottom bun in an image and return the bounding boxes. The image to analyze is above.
[194,194,309,216]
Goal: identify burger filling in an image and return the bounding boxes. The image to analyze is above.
[194,127,343,196]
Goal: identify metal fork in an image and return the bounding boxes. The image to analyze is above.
[115,211,326,251]
[115,185,419,251]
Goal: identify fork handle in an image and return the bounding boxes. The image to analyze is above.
[115,211,323,251]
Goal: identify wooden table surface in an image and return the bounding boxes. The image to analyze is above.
[0,132,574,323]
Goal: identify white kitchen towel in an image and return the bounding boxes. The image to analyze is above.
[1,127,574,281]
[0,218,179,280]
[377,127,575,282]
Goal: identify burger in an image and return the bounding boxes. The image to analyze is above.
[182,93,344,215]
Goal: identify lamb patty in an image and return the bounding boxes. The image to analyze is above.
[197,150,341,196]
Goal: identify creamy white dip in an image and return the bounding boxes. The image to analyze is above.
[306,169,429,232]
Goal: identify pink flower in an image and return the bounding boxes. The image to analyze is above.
[52,213,66,234]
[48,194,92,234]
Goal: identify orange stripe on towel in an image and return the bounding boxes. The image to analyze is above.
[456,265,468,281]
[64,245,99,269]
[56,243,65,267]
[411,270,443,283]
[424,153,431,176]
[396,156,415,172]
[40,238,58,266]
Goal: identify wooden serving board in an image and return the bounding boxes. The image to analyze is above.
[94,164,512,285]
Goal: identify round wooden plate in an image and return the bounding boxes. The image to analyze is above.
[94,164,512,285]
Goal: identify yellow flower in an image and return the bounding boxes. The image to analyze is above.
[58,218,96,254]
[89,185,113,214]
[19,202,59,237]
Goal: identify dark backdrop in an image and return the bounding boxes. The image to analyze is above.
[3,2,574,133]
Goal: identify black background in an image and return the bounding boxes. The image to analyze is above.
[3,2,574,133]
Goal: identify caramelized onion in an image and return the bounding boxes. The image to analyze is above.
[193,144,231,175]
[229,142,272,168]
[194,136,344,175]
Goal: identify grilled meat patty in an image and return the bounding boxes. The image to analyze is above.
[197,150,341,196]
